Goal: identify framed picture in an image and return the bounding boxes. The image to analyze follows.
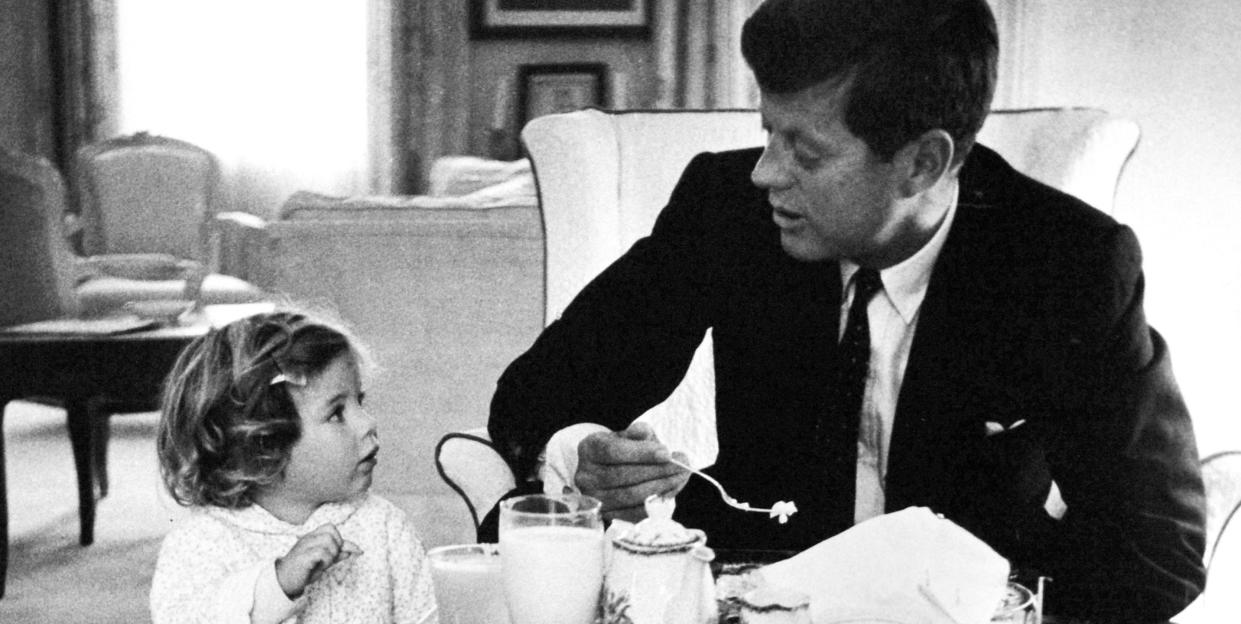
[471,0,651,39]
[519,64,608,127]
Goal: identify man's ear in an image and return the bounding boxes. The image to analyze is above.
[896,129,954,198]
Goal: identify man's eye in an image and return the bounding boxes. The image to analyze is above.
[356,391,366,407]
[327,406,345,422]
[794,151,823,168]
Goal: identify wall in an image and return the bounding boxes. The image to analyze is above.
[1008,0,1241,455]
[469,38,652,157]
[401,1,656,187]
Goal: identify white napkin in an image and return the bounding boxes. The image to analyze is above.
[759,506,1010,624]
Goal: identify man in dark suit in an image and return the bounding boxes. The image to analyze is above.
[488,0,1205,620]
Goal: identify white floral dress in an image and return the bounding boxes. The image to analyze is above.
[150,492,437,624]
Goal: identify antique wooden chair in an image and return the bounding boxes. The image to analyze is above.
[73,132,266,314]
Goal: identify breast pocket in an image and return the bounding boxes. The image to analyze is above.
[970,417,1053,509]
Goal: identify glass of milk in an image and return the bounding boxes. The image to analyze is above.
[499,493,604,624]
[427,544,509,624]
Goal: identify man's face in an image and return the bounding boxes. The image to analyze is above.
[751,78,909,265]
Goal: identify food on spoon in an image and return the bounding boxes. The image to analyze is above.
[670,457,798,524]
[768,501,798,524]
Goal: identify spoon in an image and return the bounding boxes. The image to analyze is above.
[669,457,798,523]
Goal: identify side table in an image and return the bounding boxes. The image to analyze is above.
[0,303,270,597]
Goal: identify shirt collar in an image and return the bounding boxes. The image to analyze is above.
[840,183,958,324]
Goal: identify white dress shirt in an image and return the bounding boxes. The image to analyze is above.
[843,190,957,524]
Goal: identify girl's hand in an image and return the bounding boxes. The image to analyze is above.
[275,523,363,598]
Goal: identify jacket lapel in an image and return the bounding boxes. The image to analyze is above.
[885,150,1025,513]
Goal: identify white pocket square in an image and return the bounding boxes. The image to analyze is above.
[984,418,1026,437]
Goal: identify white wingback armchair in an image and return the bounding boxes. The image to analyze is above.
[520,106,1141,468]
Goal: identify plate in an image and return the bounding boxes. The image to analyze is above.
[124,299,195,323]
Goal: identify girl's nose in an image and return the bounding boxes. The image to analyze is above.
[354,405,378,439]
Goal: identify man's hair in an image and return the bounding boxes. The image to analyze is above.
[741,0,998,164]
[156,308,371,508]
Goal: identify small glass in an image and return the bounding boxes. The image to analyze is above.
[499,493,604,624]
[427,544,509,624]
[992,581,1039,623]
[739,586,812,624]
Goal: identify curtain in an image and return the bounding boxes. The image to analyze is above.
[651,0,764,110]
[987,0,1035,110]
[52,0,118,185]
[401,0,471,192]
[114,0,376,219]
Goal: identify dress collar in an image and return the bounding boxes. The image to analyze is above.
[208,493,366,536]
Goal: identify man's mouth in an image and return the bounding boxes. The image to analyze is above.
[359,448,379,466]
[771,204,803,226]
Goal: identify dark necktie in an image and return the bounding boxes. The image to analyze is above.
[836,268,882,427]
[822,267,883,520]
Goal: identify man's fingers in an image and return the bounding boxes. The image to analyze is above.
[591,470,690,510]
[621,421,657,441]
[580,430,670,465]
[574,425,694,521]
[600,475,690,523]
[578,458,684,490]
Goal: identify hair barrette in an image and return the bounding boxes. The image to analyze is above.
[269,370,307,387]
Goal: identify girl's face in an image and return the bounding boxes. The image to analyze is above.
[256,352,378,524]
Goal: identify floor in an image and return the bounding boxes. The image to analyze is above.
[1,402,178,623]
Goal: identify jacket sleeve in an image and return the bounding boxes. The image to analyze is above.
[1037,224,1206,622]
[488,152,725,482]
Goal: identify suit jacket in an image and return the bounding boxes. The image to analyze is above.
[489,145,1205,622]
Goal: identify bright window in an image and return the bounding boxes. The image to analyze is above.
[116,0,370,216]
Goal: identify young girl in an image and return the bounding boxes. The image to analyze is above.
[149,309,437,623]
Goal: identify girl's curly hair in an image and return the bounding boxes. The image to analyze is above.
[156,308,370,508]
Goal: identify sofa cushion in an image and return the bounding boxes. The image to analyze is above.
[279,175,536,220]
[427,156,533,197]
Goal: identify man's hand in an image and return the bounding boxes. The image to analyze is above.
[275,523,362,598]
[574,422,690,522]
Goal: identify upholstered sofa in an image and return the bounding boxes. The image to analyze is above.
[223,158,542,546]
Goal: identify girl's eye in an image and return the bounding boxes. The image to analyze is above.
[356,391,366,407]
[327,405,345,422]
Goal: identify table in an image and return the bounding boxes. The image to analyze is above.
[0,303,270,598]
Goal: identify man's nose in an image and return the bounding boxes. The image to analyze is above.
[751,144,790,190]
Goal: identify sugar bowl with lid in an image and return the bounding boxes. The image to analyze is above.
[602,494,718,624]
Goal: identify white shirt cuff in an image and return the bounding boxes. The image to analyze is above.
[537,423,611,494]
